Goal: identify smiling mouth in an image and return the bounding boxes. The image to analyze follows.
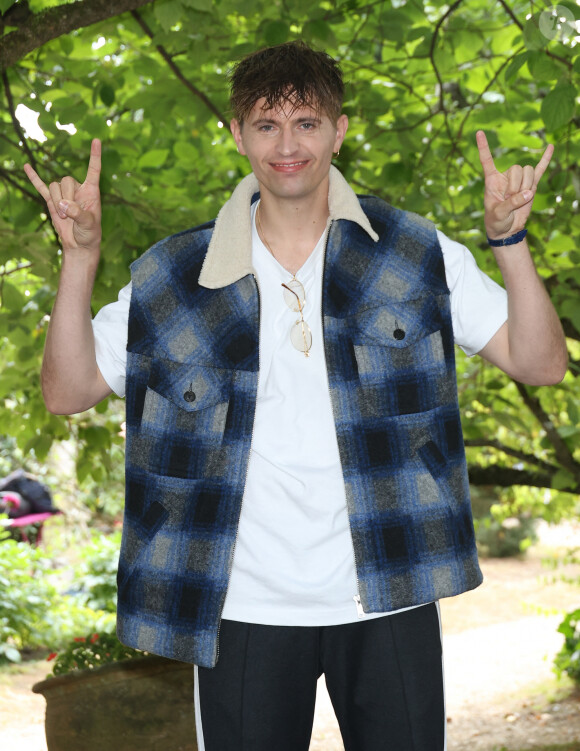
[270,160,310,169]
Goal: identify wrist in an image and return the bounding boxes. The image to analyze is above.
[487,228,527,247]
[60,250,100,285]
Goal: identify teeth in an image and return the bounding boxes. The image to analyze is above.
[274,162,305,167]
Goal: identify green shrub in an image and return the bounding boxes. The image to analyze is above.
[0,522,116,663]
[72,531,120,612]
[475,514,538,558]
[554,608,580,684]
[48,630,145,676]
[0,526,59,662]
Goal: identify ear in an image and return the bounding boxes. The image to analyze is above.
[230,119,246,155]
[333,114,348,153]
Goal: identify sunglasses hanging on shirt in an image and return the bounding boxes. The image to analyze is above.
[281,279,312,357]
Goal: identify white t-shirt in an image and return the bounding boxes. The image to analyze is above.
[93,209,508,626]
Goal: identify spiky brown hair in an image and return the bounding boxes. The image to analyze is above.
[228,41,344,125]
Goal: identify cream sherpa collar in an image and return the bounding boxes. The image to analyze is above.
[198,165,379,289]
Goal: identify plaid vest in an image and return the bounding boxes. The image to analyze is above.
[117,193,481,668]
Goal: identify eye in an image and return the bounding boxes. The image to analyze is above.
[299,121,317,131]
[258,124,275,133]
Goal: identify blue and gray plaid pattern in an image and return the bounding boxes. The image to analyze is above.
[118,197,481,668]
[323,198,480,614]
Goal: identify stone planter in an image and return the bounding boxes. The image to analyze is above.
[33,655,197,751]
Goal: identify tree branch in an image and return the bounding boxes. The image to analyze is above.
[467,465,576,492]
[130,10,230,129]
[496,0,522,29]
[514,381,580,483]
[464,438,559,474]
[0,0,156,72]
[2,70,37,169]
[428,0,464,142]
[0,165,43,203]
[0,262,34,277]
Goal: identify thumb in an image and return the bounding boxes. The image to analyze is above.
[510,189,533,209]
[58,200,94,228]
[494,189,534,222]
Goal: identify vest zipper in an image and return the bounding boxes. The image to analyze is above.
[214,273,261,665]
[353,594,366,618]
[320,220,366,619]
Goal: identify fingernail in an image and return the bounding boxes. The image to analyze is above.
[58,200,68,217]
[523,190,532,201]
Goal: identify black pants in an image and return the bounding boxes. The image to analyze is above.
[195,603,445,751]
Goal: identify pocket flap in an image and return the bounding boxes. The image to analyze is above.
[351,295,444,348]
[148,357,233,412]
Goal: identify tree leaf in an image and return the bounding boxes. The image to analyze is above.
[99,84,115,108]
[137,149,170,168]
[541,84,577,131]
[504,52,530,82]
[262,20,289,45]
[528,52,564,81]
[523,18,546,51]
[180,0,213,10]
[59,36,75,56]
[154,0,183,32]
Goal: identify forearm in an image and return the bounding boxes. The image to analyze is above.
[42,255,111,414]
[484,238,567,385]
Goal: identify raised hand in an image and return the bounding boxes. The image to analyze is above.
[476,130,553,241]
[24,139,102,256]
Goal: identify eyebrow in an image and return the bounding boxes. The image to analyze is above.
[251,116,322,127]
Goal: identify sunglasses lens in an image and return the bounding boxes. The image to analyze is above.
[282,279,305,312]
[290,319,312,353]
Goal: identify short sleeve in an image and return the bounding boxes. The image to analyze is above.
[92,282,131,397]
[438,230,508,357]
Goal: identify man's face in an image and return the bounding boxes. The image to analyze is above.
[230,97,348,205]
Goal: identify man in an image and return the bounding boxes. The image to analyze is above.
[26,41,566,751]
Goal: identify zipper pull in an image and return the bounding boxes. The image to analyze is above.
[353,594,365,619]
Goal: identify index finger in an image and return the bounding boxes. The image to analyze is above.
[85,138,102,187]
[476,130,496,178]
[23,163,51,202]
[534,142,554,183]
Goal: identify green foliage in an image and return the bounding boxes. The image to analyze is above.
[48,630,145,676]
[474,514,538,558]
[0,524,56,662]
[546,547,580,682]
[0,520,116,663]
[554,608,580,684]
[0,0,578,515]
[543,546,580,588]
[72,531,120,612]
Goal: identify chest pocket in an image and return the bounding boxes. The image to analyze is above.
[142,357,233,435]
[351,295,443,349]
[350,296,449,416]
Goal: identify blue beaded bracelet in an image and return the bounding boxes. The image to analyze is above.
[487,228,528,247]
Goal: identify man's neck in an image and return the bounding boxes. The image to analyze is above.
[256,193,329,275]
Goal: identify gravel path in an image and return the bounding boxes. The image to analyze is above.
[2,531,580,750]
[310,614,578,750]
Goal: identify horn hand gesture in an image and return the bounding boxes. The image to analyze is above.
[476,130,553,242]
[24,139,102,257]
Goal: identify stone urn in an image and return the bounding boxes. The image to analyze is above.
[33,655,197,751]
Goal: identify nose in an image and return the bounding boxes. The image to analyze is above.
[277,125,299,156]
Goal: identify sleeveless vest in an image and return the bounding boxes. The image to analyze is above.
[117,192,481,668]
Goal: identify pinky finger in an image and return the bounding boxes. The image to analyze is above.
[24,164,51,202]
[534,143,554,182]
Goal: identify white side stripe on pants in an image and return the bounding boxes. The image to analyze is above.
[194,665,206,751]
